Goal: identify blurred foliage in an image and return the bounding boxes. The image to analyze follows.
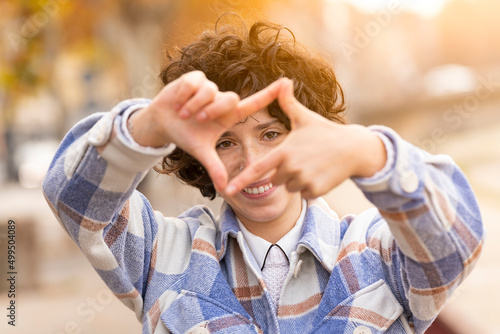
[1,0,107,123]
[0,0,275,125]
[1,0,499,126]
[0,0,277,182]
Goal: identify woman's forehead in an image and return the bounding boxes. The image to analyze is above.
[232,109,274,128]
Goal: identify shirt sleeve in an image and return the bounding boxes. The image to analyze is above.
[42,99,180,322]
[351,125,484,332]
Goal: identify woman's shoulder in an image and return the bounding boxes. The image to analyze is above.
[156,204,220,238]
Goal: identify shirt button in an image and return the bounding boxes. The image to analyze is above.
[293,259,303,278]
[400,170,419,193]
[190,327,209,334]
[353,325,372,334]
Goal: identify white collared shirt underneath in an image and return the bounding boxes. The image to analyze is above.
[237,198,307,270]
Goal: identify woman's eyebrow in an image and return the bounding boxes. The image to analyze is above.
[220,131,235,138]
[220,120,282,138]
[254,120,281,131]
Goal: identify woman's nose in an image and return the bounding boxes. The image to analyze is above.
[239,155,252,172]
[239,146,260,171]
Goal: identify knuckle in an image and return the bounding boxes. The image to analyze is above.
[207,81,218,92]
[184,79,197,91]
[178,79,195,94]
[307,183,324,198]
[187,70,206,80]
[227,91,240,103]
[202,82,217,99]
[222,92,239,109]
[195,70,207,79]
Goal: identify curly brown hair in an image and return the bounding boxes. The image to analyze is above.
[155,16,346,199]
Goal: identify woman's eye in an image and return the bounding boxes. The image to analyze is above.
[264,131,279,140]
[216,141,233,149]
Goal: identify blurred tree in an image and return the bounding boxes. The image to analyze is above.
[0,0,275,181]
[1,1,55,179]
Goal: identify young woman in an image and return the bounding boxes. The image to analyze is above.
[43,19,484,334]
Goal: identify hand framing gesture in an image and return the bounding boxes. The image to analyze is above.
[130,71,286,191]
[226,79,387,199]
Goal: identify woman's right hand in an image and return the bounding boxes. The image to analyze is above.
[129,71,286,192]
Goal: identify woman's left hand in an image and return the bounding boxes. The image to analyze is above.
[225,79,387,199]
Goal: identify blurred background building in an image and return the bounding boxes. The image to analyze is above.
[1,0,499,333]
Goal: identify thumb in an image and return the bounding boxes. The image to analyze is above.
[196,148,228,192]
[277,79,308,127]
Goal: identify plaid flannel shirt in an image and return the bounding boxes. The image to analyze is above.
[43,99,484,334]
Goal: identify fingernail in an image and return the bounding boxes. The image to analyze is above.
[179,109,190,118]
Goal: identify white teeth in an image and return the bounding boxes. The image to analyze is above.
[243,183,274,195]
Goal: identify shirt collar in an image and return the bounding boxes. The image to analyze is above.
[216,197,341,273]
[236,198,307,269]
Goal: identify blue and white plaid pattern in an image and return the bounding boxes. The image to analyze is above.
[43,99,484,334]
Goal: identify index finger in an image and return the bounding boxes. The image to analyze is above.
[234,78,291,121]
[195,147,228,192]
[225,150,284,196]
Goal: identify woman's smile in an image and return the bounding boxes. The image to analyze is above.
[242,179,274,195]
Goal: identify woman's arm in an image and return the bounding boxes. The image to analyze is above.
[42,72,287,323]
[42,71,237,320]
[228,78,484,332]
[351,126,483,332]
[42,99,176,321]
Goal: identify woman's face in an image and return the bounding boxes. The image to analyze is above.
[216,110,302,230]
